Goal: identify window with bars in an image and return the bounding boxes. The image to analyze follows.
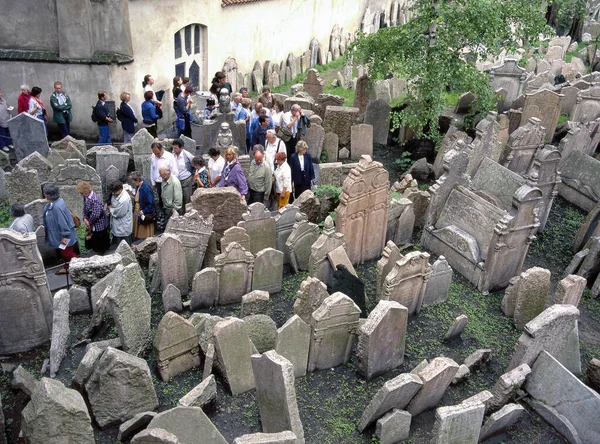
[174,24,206,89]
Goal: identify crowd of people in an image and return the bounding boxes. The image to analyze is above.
[4,69,319,274]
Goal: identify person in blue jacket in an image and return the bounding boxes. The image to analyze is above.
[119,91,138,143]
[141,90,161,138]
[129,171,156,239]
[94,91,113,144]
[289,140,315,199]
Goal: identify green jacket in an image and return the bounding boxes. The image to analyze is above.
[50,91,72,124]
[162,175,183,212]
[247,160,272,199]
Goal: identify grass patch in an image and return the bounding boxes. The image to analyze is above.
[441,91,461,107]
[557,113,570,126]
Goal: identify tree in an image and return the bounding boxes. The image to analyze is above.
[350,0,548,139]
[547,0,586,41]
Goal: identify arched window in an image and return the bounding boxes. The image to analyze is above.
[174,24,207,89]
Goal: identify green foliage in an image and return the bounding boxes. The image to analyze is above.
[323,86,355,106]
[0,203,10,228]
[394,151,414,172]
[315,56,346,73]
[557,113,570,125]
[350,0,549,138]
[313,184,342,205]
[551,0,586,34]
[320,148,328,163]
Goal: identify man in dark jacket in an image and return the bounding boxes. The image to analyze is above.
[95,91,113,145]
[289,140,315,198]
[119,91,138,144]
[252,115,270,148]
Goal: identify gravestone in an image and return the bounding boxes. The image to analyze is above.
[365,99,391,145]
[293,276,329,325]
[178,374,216,410]
[240,290,270,317]
[21,378,94,444]
[444,315,468,341]
[286,214,320,273]
[49,158,101,219]
[106,263,152,357]
[520,89,564,142]
[406,357,460,416]
[572,86,600,123]
[422,256,453,307]
[479,403,525,441]
[303,69,324,98]
[314,94,345,119]
[488,364,531,412]
[376,241,403,301]
[554,274,586,306]
[274,205,300,264]
[162,284,182,313]
[382,251,432,315]
[18,151,52,184]
[431,402,485,444]
[237,202,276,255]
[0,229,53,355]
[131,428,178,443]
[357,373,423,432]
[309,216,346,285]
[223,57,239,95]
[49,290,70,378]
[304,117,325,162]
[252,248,284,293]
[221,226,251,252]
[96,150,129,195]
[153,312,200,382]
[323,132,339,162]
[354,75,370,114]
[166,211,214,284]
[455,92,476,114]
[350,124,373,160]
[131,129,155,183]
[158,234,189,296]
[251,351,305,443]
[307,292,361,371]
[69,253,122,288]
[275,315,310,378]
[357,300,408,380]
[234,432,297,444]
[7,113,49,161]
[85,347,158,428]
[323,106,360,147]
[6,165,41,207]
[488,60,526,111]
[86,144,118,169]
[147,407,227,444]
[213,318,255,395]
[387,198,414,247]
[336,155,389,264]
[190,268,219,310]
[502,117,546,175]
[244,314,277,353]
[215,242,254,305]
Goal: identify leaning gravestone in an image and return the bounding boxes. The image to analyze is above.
[147,406,227,444]
[237,202,277,255]
[7,113,49,161]
[286,214,320,273]
[190,268,219,310]
[251,351,305,443]
[158,234,189,296]
[213,318,255,395]
[406,357,460,416]
[49,290,70,378]
[275,315,311,378]
[153,312,200,382]
[365,99,391,145]
[421,256,453,307]
[18,151,53,184]
[293,276,329,325]
[49,159,101,219]
[131,129,155,182]
[189,187,247,238]
[0,229,53,355]
[252,248,284,293]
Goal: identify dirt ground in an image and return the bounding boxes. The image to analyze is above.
[1,142,598,443]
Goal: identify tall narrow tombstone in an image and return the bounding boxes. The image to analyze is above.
[382,251,432,315]
[308,216,345,285]
[49,290,70,378]
[303,69,324,98]
[357,300,408,380]
[237,202,276,254]
[274,205,300,264]
[153,312,200,382]
[376,241,403,301]
[213,318,255,395]
[304,117,325,162]
[307,293,361,372]
[286,214,320,273]
[0,229,53,355]
[131,129,155,183]
[275,315,310,378]
[350,124,374,160]
[365,99,391,145]
[387,197,414,246]
[512,267,551,329]
[158,234,189,296]
[252,248,284,293]
[166,211,214,283]
[215,242,254,305]
[421,256,453,307]
[502,117,545,175]
[554,274,586,306]
[252,351,305,443]
[190,268,219,310]
[335,156,389,264]
[106,263,152,357]
[7,113,49,161]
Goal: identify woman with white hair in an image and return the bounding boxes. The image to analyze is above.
[17,84,30,114]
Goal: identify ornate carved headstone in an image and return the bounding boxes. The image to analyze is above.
[0,229,53,355]
[215,242,254,305]
[572,86,600,124]
[154,312,200,382]
[487,60,527,112]
[502,117,546,175]
[376,241,403,301]
[309,216,345,285]
[335,155,389,265]
[157,234,189,296]
[293,276,329,325]
[166,211,213,283]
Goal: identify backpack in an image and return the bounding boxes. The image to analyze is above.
[90,105,98,123]
[116,107,123,122]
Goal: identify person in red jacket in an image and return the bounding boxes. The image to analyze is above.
[17,85,30,114]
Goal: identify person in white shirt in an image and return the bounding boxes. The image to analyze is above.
[107,180,133,245]
[274,151,292,210]
[230,92,243,113]
[142,74,162,106]
[150,142,179,210]
[264,129,286,173]
[281,104,301,157]
[171,138,195,207]
[270,100,284,131]
[8,204,34,234]
[207,148,226,187]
